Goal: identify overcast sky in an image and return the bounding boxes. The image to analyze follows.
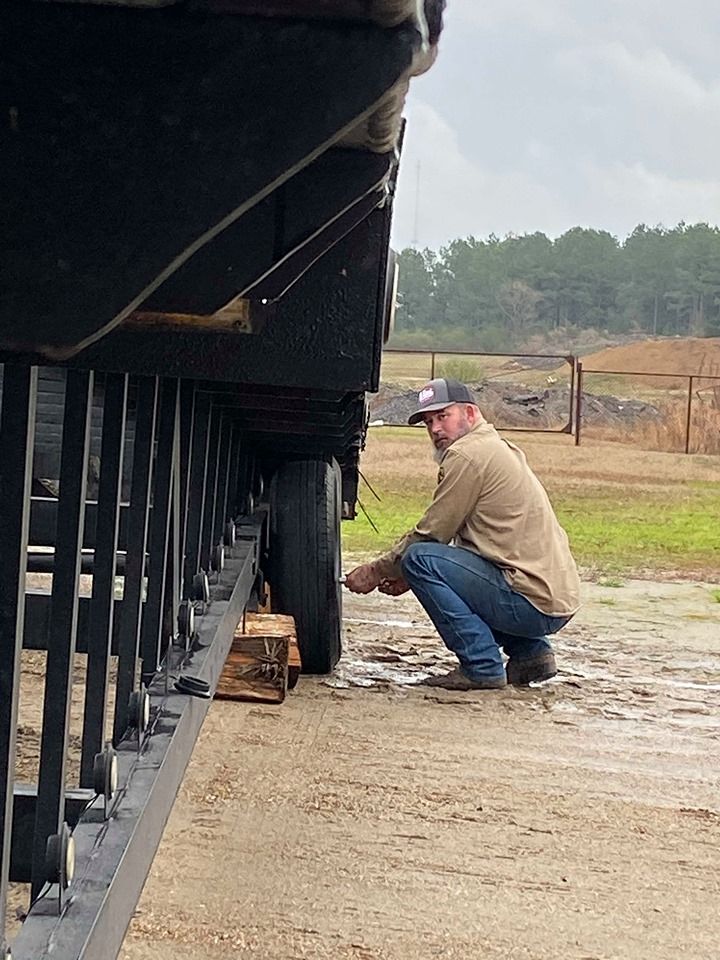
[391,0,720,250]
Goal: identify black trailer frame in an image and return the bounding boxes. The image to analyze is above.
[0,2,444,956]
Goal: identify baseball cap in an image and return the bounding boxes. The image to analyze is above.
[407,378,476,425]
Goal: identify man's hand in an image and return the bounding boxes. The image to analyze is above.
[378,577,410,597]
[344,563,382,594]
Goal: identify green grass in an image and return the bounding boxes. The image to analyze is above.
[711,589,720,603]
[344,483,720,577]
[555,490,720,575]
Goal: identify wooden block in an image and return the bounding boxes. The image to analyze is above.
[215,612,302,703]
[215,633,289,703]
[242,612,301,690]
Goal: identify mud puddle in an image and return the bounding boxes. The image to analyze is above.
[338,577,720,807]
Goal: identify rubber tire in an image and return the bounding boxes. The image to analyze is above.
[270,458,342,674]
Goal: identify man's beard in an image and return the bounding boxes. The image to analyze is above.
[429,417,471,463]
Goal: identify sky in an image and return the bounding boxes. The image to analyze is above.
[391,0,720,251]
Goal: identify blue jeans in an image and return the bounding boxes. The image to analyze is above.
[400,542,570,681]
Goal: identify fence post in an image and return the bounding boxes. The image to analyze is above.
[568,356,576,434]
[575,361,583,446]
[430,352,436,379]
[685,376,694,454]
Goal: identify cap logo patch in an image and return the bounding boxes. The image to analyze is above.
[419,386,435,404]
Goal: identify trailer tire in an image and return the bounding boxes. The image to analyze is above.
[270,458,342,674]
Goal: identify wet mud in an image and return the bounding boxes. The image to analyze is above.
[118,577,719,960]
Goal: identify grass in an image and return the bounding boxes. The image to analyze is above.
[554,490,720,576]
[711,589,720,603]
[344,428,720,579]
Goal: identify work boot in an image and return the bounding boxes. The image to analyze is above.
[421,668,507,691]
[506,651,557,686]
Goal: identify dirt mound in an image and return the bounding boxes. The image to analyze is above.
[583,337,720,377]
[370,382,574,429]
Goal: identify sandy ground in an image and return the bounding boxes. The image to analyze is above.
[111,578,720,960]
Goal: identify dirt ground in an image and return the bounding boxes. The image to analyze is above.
[115,577,720,960]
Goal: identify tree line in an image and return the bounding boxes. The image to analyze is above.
[394,223,720,351]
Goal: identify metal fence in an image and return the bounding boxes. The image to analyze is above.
[381,348,576,434]
[575,363,720,454]
[381,349,720,455]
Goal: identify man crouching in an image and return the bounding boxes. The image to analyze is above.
[345,378,580,690]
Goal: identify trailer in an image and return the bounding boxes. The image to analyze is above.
[0,2,443,957]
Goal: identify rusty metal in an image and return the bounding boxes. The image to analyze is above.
[575,362,583,447]
[574,368,720,453]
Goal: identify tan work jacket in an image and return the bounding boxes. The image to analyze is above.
[374,420,581,617]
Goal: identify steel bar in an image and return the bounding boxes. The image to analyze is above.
[196,381,348,402]
[199,406,222,572]
[140,379,179,677]
[385,348,575,361]
[11,545,259,960]
[197,413,358,437]
[80,374,128,788]
[182,393,211,597]
[212,417,234,548]
[161,391,182,662]
[225,429,243,526]
[113,377,158,744]
[235,453,253,517]
[574,367,720,380]
[196,393,344,412]
[25,552,139,577]
[32,370,94,897]
[178,380,196,579]
[204,401,351,426]
[0,364,37,951]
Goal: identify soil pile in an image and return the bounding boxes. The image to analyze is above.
[583,337,720,378]
[370,381,660,430]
